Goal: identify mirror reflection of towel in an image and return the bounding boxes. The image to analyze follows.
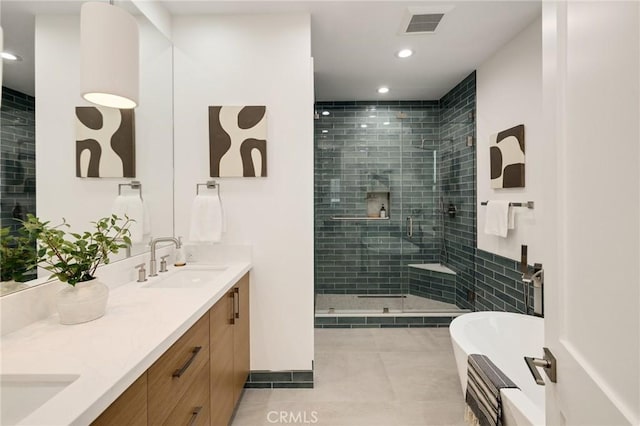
[189,193,224,243]
[112,194,146,243]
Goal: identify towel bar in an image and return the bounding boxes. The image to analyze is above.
[196,180,220,195]
[481,201,534,209]
[118,180,142,199]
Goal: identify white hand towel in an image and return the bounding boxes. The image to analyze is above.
[484,200,511,238]
[112,194,145,243]
[507,205,516,230]
[189,193,224,243]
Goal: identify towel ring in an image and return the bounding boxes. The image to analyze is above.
[118,180,143,199]
[196,180,220,196]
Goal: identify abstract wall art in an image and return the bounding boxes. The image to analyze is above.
[75,106,135,178]
[490,124,525,188]
[209,106,267,177]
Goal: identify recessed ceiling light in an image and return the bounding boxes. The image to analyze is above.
[1,52,22,61]
[397,49,413,58]
[378,87,389,94]
[322,111,330,116]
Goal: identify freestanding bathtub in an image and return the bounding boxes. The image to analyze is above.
[449,311,545,426]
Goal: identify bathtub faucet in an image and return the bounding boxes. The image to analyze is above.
[522,263,543,317]
[522,263,543,284]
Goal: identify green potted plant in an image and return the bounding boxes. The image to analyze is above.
[22,214,132,325]
[0,226,37,295]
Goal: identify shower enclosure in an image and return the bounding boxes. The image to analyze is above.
[314,75,476,315]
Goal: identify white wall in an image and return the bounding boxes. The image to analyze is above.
[35,16,173,257]
[172,14,314,371]
[476,17,543,262]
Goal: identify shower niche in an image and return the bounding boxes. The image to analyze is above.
[366,191,390,219]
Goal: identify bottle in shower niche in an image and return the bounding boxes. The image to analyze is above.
[379,204,387,219]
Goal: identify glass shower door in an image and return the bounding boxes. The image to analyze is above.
[398,105,444,312]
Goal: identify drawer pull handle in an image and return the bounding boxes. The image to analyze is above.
[229,291,235,325]
[234,287,240,319]
[187,406,202,426]
[172,346,202,378]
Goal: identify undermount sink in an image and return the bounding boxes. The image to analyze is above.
[1,374,79,425]
[142,266,228,288]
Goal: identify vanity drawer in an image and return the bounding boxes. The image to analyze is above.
[148,312,210,425]
[91,373,147,426]
[162,361,210,426]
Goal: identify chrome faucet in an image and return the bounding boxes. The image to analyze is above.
[522,263,544,317]
[522,264,543,285]
[149,237,181,277]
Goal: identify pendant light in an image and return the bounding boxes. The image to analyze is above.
[80,1,139,109]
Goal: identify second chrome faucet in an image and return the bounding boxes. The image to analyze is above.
[149,237,182,277]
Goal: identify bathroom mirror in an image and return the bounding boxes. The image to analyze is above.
[0,1,174,296]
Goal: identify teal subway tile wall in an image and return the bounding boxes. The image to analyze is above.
[314,100,442,296]
[474,249,535,315]
[1,87,36,233]
[314,72,477,307]
[439,72,477,310]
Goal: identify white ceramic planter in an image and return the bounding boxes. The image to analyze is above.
[56,278,109,325]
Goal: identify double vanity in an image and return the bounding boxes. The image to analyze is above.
[0,260,251,425]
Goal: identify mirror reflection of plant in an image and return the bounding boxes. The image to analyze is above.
[22,214,133,286]
[0,226,37,282]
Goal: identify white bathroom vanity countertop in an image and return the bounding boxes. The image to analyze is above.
[0,261,252,426]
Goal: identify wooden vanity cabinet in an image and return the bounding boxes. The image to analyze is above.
[232,274,250,405]
[91,373,148,426]
[148,312,210,425]
[210,272,251,426]
[92,273,250,426]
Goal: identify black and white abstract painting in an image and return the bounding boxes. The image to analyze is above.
[75,106,135,178]
[209,106,267,177]
[490,124,525,188]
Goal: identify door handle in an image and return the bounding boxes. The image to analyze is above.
[406,216,413,238]
[524,347,557,385]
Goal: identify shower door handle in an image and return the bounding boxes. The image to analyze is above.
[406,217,413,239]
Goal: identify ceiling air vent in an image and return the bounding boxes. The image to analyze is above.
[405,13,444,34]
[399,7,452,35]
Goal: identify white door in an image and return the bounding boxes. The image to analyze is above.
[541,2,639,425]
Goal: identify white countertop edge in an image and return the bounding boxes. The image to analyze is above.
[4,261,252,426]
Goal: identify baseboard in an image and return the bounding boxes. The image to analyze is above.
[244,370,314,389]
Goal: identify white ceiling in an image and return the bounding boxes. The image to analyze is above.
[1,0,541,101]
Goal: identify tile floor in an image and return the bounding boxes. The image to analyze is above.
[232,328,466,426]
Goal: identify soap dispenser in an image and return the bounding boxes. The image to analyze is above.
[379,204,387,219]
[174,236,186,267]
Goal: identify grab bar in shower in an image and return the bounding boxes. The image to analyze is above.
[330,216,390,221]
[406,216,413,238]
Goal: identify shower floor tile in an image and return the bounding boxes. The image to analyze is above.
[315,294,463,314]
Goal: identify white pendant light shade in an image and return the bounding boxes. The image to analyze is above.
[80,2,139,109]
